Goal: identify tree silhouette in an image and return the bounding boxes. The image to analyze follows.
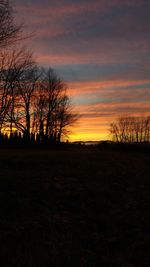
[32,68,78,142]
[0,0,21,48]
[110,115,150,143]
[0,1,79,145]
[0,48,36,135]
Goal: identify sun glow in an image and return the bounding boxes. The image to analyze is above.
[68,132,107,142]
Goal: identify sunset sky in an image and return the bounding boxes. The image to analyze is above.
[14,0,150,141]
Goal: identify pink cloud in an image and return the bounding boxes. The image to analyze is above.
[68,79,150,96]
[13,0,150,141]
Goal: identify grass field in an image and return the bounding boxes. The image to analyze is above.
[0,147,149,266]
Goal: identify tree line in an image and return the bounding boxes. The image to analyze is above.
[110,115,150,144]
[0,1,78,144]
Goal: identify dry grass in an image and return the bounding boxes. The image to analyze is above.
[0,147,149,266]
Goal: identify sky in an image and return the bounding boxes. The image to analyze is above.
[14,0,150,141]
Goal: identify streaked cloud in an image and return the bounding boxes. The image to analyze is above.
[14,0,150,140]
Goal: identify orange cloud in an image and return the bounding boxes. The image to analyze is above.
[66,79,150,141]
[14,0,150,141]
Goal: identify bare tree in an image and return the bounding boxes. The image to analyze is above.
[14,67,39,138]
[0,2,78,144]
[1,59,78,142]
[42,68,66,138]
[55,94,78,140]
[0,0,21,48]
[0,49,17,133]
[0,48,38,137]
[10,53,38,138]
[110,115,150,144]
[33,68,78,141]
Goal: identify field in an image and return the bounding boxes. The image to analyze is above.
[0,146,149,266]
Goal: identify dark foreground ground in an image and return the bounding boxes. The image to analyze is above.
[0,146,149,267]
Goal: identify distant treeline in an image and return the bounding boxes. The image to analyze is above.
[110,115,150,144]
